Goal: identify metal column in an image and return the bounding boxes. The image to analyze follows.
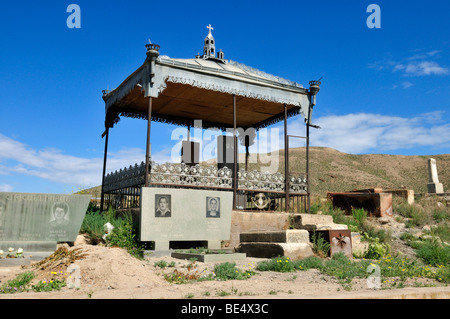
[284,104,289,212]
[233,94,237,210]
[145,97,153,187]
[100,127,109,212]
[306,120,311,214]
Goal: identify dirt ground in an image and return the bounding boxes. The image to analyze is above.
[0,241,449,300]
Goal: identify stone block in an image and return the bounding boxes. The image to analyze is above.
[428,183,444,194]
[351,232,368,257]
[384,189,415,205]
[240,230,310,244]
[297,213,348,231]
[236,242,313,260]
[229,211,292,249]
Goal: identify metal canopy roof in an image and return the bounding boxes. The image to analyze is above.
[103,46,313,131]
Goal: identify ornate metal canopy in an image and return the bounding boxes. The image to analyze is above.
[102,39,312,130]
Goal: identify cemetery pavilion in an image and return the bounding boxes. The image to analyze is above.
[100,25,321,214]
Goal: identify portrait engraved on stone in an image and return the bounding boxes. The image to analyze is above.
[49,202,70,228]
[0,198,6,229]
[155,194,171,217]
[206,197,220,218]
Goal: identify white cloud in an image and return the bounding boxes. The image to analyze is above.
[370,50,449,77]
[402,81,414,89]
[0,184,13,192]
[394,61,449,76]
[287,111,450,154]
[1,110,449,192]
[0,133,146,188]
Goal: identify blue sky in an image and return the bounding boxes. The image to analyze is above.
[0,0,449,194]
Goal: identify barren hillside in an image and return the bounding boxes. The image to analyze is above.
[83,147,450,197]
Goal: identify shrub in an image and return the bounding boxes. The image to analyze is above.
[32,279,66,292]
[395,201,429,227]
[0,271,35,294]
[415,239,450,267]
[256,256,297,273]
[352,208,367,224]
[296,256,323,271]
[80,210,108,242]
[311,231,330,258]
[106,220,144,259]
[154,260,168,268]
[321,252,367,280]
[429,224,450,242]
[362,233,390,259]
[214,262,255,280]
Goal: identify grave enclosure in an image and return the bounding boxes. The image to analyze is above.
[99,25,322,255]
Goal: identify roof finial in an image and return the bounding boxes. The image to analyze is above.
[207,24,213,34]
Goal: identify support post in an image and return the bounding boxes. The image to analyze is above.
[145,97,153,187]
[233,94,237,210]
[100,127,109,212]
[306,121,310,214]
[284,104,289,213]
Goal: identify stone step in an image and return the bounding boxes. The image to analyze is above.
[236,242,313,260]
[240,230,310,244]
[295,213,348,231]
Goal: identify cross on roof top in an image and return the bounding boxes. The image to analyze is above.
[207,24,213,33]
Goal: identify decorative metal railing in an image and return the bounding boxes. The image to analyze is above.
[150,163,233,189]
[103,162,147,193]
[103,162,307,194]
[102,162,308,211]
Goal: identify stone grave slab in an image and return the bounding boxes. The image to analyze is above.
[427,158,444,194]
[140,187,233,251]
[0,192,91,255]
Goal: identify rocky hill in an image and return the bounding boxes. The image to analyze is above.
[283,147,449,196]
[82,147,450,198]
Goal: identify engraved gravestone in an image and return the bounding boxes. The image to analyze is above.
[0,192,91,253]
[427,158,444,194]
[140,187,233,251]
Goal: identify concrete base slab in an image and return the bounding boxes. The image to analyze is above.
[143,250,173,258]
[297,214,348,232]
[236,242,313,260]
[0,241,57,252]
[171,252,246,262]
[0,251,55,267]
[428,182,444,194]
